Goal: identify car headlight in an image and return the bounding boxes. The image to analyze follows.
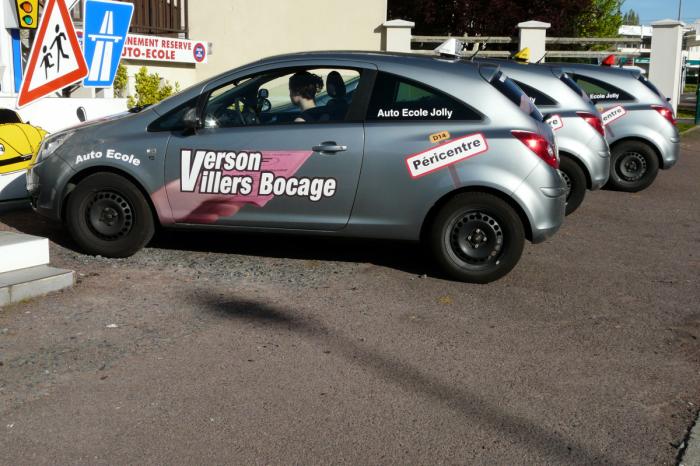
[36,131,74,164]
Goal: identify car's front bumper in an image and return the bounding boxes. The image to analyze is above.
[27,156,75,222]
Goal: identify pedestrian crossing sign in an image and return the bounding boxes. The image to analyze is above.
[82,0,134,88]
[16,0,88,108]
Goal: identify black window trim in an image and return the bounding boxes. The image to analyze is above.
[513,79,559,107]
[365,71,484,123]
[572,73,636,103]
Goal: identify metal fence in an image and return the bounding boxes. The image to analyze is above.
[410,35,644,60]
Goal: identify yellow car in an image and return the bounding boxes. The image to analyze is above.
[0,109,48,200]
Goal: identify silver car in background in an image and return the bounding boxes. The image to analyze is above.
[549,63,679,192]
[28,52,566,283]
[476,59,610,215]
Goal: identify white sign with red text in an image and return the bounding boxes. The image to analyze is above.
[601,105,627,126]
[120,33,207,64]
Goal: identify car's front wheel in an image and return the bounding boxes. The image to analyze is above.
[65,173,155,257]
[608,141,659,192]
[429,192,525,283]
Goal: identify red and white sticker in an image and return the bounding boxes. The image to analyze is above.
[406,133,488,179]
[601,105,627,126]
[545,114,564,131]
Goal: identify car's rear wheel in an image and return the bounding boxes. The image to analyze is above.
[559,155,587,216]
[608,141,659,192]
[429,192,524,283]
[65,173,155,257]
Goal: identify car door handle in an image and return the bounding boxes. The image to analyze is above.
[312,142,347,154]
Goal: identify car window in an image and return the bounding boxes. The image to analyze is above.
[148,97,198,132]
[490,72,543,121]
[560,74,591,103]
[366,72,481,121]
[513,80,557,107]
[0,109,22,124]
[201,68,361,128]
[571,74,634,102]
[638,75,664,99]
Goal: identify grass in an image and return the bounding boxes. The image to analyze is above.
[678,122,696,133]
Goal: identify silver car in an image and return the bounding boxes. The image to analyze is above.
[476,59,610,215]
[549,63,679,192]
[27,52,566,283]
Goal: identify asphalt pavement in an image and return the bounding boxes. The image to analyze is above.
[0,132,699,465]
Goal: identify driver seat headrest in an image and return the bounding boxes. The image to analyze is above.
[326,71,346,99]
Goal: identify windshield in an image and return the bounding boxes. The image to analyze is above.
[490,72,543,121]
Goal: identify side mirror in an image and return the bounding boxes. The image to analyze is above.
[183,107,201,132]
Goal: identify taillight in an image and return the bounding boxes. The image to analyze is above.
[511,130,558,169]
[577,111,605,137]
[651,105,676,125]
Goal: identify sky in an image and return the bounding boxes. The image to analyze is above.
[622,0,700,25]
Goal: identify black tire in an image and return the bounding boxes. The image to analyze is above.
[559,155,587,216]
[65,173,155,258]
[608,141,659,192]
[429,192,525,284]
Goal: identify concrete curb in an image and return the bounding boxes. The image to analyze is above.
[680,125,699,135]
[679,412,700,466]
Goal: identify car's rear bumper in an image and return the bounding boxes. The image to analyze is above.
[515,164,567,244]
[660,135,680,169]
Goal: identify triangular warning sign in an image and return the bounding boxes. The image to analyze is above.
[17,0,89,108]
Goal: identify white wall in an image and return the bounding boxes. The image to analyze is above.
[188,0,388,82]
[0,97,128,133]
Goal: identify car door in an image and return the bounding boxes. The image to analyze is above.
[163,61,376,230]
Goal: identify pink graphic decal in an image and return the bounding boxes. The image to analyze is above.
[155,150,313,224]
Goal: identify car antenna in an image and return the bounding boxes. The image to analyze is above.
[468,41,486,60]
[536,51,547,63]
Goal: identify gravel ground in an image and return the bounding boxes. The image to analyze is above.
[0,132,699,465]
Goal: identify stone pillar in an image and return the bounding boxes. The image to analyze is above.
[382,19,415,53]
[649,20,685,113]
[517,20,551,63]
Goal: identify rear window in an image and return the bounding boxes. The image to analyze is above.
[513,80,557,107]
[571,74,635,102]
[366,72,482,121]
[491,72,543,121]
[560,74,591,103]
[638,75,664,98]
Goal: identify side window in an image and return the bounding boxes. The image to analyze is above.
[572,74,634,102]
[366,72,481,121]
[201,68,362,128]
[513,80,557,107]
[148,97,198,132]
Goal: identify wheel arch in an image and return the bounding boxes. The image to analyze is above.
[559,150,592,190]
[609,136,663,167]
[60,166,160,226]
[419,186,534,243]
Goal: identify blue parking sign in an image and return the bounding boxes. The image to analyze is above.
[82,0,133,87]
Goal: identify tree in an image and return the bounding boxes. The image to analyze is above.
[574,0,623,37]
[622,9,640,25]
[388,0,623,37]
[127,67,179,109]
